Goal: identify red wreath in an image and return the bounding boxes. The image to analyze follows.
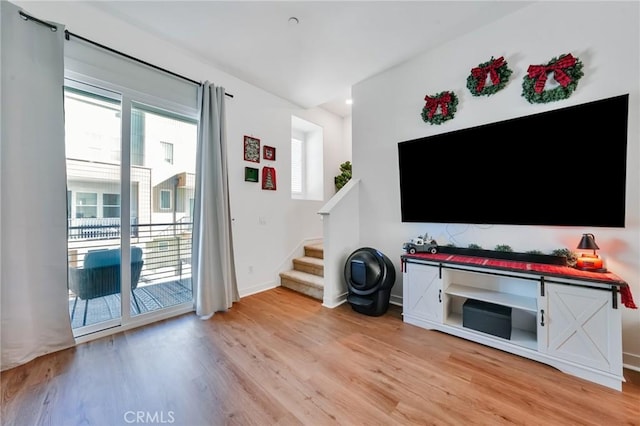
[527,53,577,93]
[424,93,451,118]
[522,53,584,104]
[421,91,458,125]
[467,56,512,96]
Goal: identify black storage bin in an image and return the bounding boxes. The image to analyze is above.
[462,299,512,340]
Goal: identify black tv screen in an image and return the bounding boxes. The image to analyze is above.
[398,94,628,227]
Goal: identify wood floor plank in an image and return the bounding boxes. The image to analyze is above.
[2,287,639,425]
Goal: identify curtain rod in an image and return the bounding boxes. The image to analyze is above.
[19,10,58,32]
[63,30,234,98]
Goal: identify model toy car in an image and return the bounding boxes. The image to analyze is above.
[403,234,438,255]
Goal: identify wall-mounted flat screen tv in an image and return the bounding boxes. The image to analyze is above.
[398,94,628,227]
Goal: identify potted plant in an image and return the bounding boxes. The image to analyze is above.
[334,161,352,191]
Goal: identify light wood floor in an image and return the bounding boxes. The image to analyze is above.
[2,287,639,426]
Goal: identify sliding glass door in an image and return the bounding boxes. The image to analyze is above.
[65,81,196,336]
[65,85,124,332]
[128,104,196,319]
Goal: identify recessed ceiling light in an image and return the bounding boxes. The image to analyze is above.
[345,99,353,105]
[288,17,299,25]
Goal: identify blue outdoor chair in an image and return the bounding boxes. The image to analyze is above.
[69,247,144,325]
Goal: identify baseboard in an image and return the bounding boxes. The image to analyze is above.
[623,352,640,372]
[323,292,348,309]
[239,281,278,298]
[389,294,402,307]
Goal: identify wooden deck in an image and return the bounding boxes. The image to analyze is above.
[69,279,193,328]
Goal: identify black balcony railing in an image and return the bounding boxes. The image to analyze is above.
[68,217,140,240]
[67,221,193,328]
[68,222,192,276]
[68,221,193,302]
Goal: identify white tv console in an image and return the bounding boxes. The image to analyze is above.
[401,252,630,391]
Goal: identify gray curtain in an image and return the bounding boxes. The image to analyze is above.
[192,82,238,318]
[1,3,74,370]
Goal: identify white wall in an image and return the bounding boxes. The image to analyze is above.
[15,1,346,297]
[352,2,640,368]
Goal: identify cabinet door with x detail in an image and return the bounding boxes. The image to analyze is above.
[403,262,443,324]
[544,283,622,374]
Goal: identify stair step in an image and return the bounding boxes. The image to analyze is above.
[279,270,323,301]
[304,243,324,259]
[293,256,324,277]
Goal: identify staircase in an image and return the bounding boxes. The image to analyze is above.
[279,242,324,301]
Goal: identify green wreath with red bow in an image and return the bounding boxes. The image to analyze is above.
[421,91,458,125]
[522,53,584,103]
[467,56,512,96]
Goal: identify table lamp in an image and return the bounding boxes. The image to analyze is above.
[575,233,606,272]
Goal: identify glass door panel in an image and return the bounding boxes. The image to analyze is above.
[65,86,123,332]
[129,104,196,316]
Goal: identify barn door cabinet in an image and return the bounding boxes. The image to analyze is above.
[401,255,625,391]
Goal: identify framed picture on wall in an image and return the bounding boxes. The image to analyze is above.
[244,135,260,163]
[244,167,259,182]
[262,167,277,190]
[263,145,276,161]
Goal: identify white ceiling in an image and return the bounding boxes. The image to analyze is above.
[90,1,533,117]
